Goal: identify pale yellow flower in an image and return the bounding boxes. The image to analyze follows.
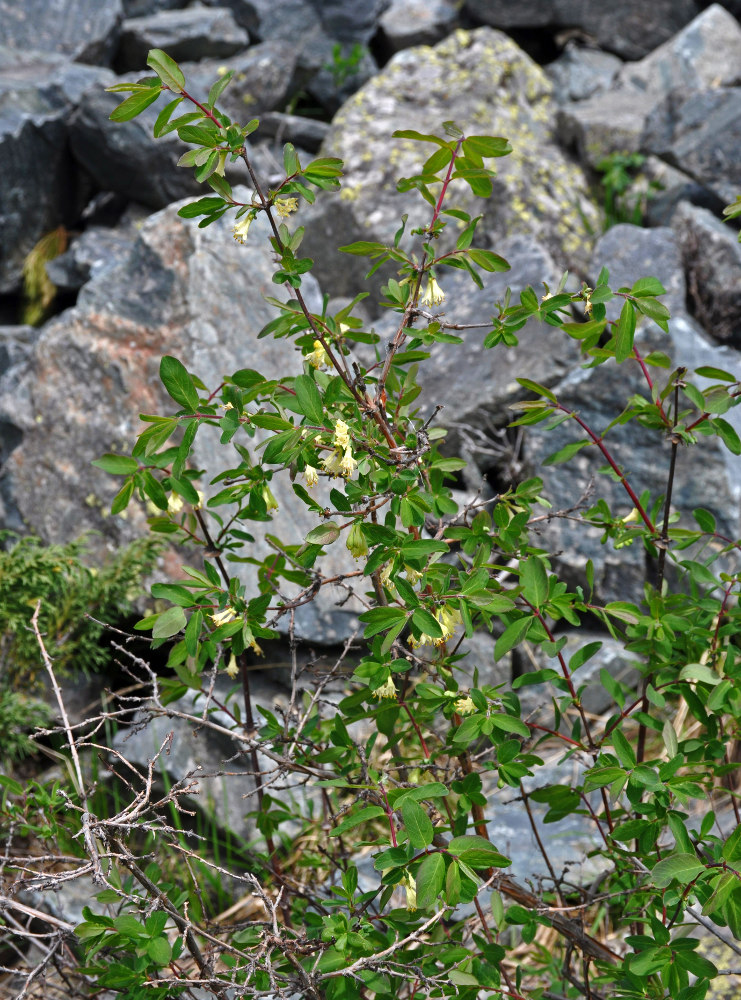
[304,465,319,488]
[346,522,368,559]
[405,565,422,585]
[211,606,237,627]
[225,652,239,678]
[379,562,394,588]
[402,873,417,911]
[275,197,298,217]
[194,490,206,509]
[308,339,330,369]
[168,494,184,514]
[454,696,476,715]
[262,484,278,512]
[333,419,351,450]
[438,605,462,641]
[372,676,396,700]
[233,214,254,244]
[339,446,357,477]
[321,450,345,477]
[421,274,445,307]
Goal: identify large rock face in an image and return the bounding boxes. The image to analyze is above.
[0,0,123,65]
[0,49,107,293]
[464,0,702,60]
[301,26,600,307]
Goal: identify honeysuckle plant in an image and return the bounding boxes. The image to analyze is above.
[4,46,741,1000]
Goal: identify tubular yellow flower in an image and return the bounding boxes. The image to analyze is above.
[454,696,476,715]
[211,606,237,627]
[167,494,184,514]
[339,446,357,477]
[346,521,368,559]
[225,652,239,678]
[233,213,254,244]
[402,873,417,912]
[194,490,206,509]
[333,419,351,449]
[308,339,330,369]
[321,450,345,477]
[262,484,279,512]
[439,605,462,641]
[421,274,445,307]
[275,197,298,217]
[372,676,396,700]
[304,465,319,488]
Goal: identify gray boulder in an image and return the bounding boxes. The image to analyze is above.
[117,6,250,72]
[301,27,599,309]
[45,225,140,293]
[180,41,305,122]
[672,201,741,348]
[558,4,741,166]
[546,43,622,103]
[642,87,741,206]
[68,70,202,209]
[378,0,460,53]
[0,0,123,66]
[0,49,107,293]
[464,0,702,60]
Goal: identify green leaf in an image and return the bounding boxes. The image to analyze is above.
[448,836,510,869]
[147,936,172,966]
[722,823,741,863]
[92,453,138,475]
[713,417,741,455]
[330,805,386,837]
[294,374,324,426]
[612,728,637,769]
[401,799,434,849]
[153,96,182,136]
[695,365,737,382]
[111,478,135,515]
[147,48,185,93]
[634,295,670,330]
[415,853,445,908]
[494,616,533,660]
[489,713,530,738]
[569,641,602,672]
[462,135,512,158]
[305,522,340,546]
[520,555,547,607]
[358,606,408,639]
[542,439,589,466]
[109,87,162,122]
[411,608,443,639]
[467,248,510,272]
[152,605,187,639]
[160,356,199,412]
[208,70,234,107]
[650,853,705,888]
[615,299,636,363]
[630,277,666,297]
[679,663,720,686]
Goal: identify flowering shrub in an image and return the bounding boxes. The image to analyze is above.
[3,48,741,1000]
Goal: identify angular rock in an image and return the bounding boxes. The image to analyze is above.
[180,41,305,122]
[45,225,140,293]
[464,0,703,60]
[257,112,330,153]
[592,223,687,319]
[642,87,741,206]
[117,6,250,72]
[0,192,373,640]
[671,201,741,348]
[307,0,390,45]
[0,0,123,66]
[559,4,741,166]
[302,28,599,310]
[546,43,622,103]
[68,70,202,209]
[123,0,186,15]
[642,156,726,228]
[0,49,107,293]
[378,0,460,54]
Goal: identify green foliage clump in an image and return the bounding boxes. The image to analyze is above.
[0,689,53,765]
[595,150,660,228]
[0,532,160,688]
